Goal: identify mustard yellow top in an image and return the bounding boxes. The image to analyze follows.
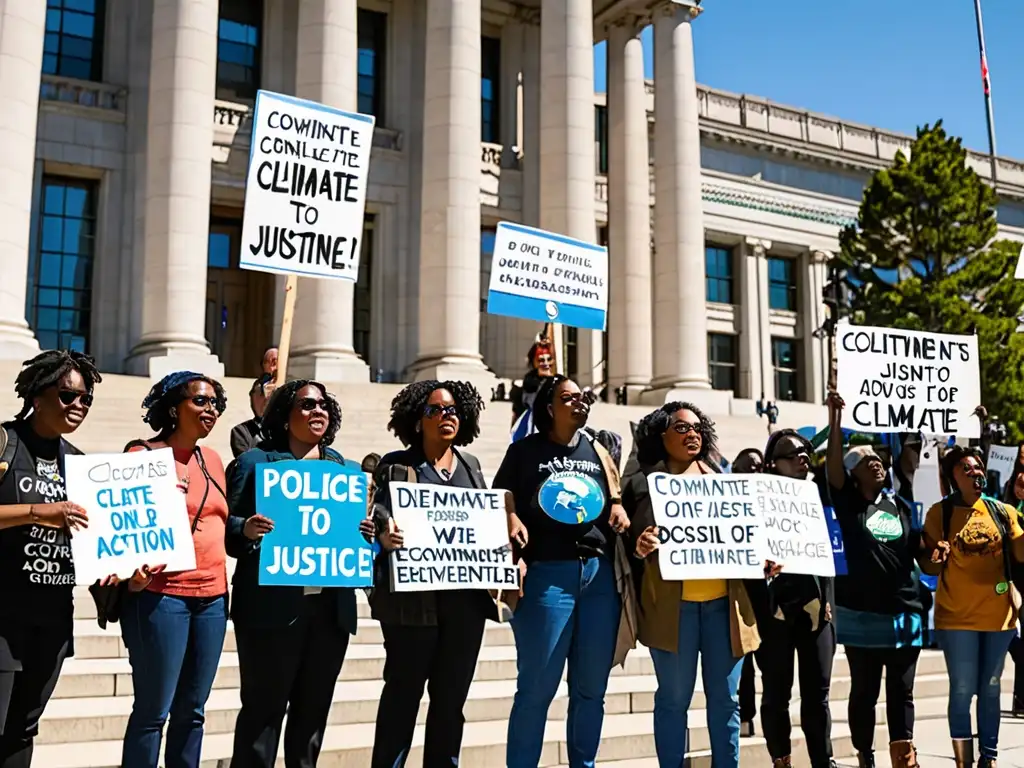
[682,579,729,602]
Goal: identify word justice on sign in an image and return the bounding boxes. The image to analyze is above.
[257,462,375,588]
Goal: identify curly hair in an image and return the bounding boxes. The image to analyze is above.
[635,401,717,467]
[939,444,985,485]
[260,379,342,450]
[763,429,814,473]
[387,380,484,448]
[14,349,103,420]
[141,371,227,439]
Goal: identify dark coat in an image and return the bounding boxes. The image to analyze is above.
[229,418,262,459]
[225,445,358,634]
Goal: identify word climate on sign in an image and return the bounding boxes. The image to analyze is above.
[64,449,196,584]
[486,222,608,331]
[836,324,981,436]
[240,90,375,281]
[648,473,765,581]
[257,461,374,587]
[388,482,519,592]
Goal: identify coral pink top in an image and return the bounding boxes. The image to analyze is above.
[128,444,229,598]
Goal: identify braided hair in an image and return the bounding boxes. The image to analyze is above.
[386,380,484,448]
[260,379,343,450]
[14,349,102,420]
[141,371,226,440]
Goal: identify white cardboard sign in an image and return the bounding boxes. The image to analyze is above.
[988,444,1017,488]
[836,324,981,437]
[240,90,375,281]
[65,449,196,585]
[388,483,519,592]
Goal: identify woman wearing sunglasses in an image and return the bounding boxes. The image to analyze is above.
[0,350,100,765]
[494,375,635,768]
[227,379,371,768]
[367,379,494,767]
[118,371,230,768]
[623,404,761,768]
[748,429,837,768]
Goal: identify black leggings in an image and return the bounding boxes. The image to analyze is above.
[845,645,920,753]
[0,625,70,768]
[739,652,758,723]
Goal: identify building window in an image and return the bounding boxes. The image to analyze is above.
[216,0,261,101]
[354,214,374,364]
[708,334,737,391]
[481,36,500,143]
[358,9,387,117]
[772,338,800,402]
[595,105,608,174]
[705,245,734,304]
[768,257,797,311]
[43,0,105,82]
[31,178,97,353]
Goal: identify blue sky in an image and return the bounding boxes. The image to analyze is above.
[594,0,1024,160]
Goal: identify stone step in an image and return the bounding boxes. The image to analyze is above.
[37,669,978,747]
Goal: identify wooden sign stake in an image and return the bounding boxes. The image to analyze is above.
[275,274,298,388]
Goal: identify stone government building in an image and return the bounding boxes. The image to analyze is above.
[3,0,1024,414]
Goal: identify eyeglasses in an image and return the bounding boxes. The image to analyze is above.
[423,404,458,419]
[559,391,595,406]
[536,355,554,365]
[775,451,811,463]
[297,397,328,413]
[58,390,93,407]
[190,395,223,410]
[669,421,699,435]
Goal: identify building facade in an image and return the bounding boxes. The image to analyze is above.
[2,0,1024,410]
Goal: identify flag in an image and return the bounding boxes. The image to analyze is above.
[510,408,535,443]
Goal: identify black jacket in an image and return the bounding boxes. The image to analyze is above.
[225,445,358,634]
[229,418,262,459]
[369,447,498,626]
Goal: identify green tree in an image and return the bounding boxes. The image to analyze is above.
[836,122,1024,438]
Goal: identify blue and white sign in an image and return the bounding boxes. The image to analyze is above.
[487,222,608,331]
[257,460,374,587]
[538,472,606,525]
[240,89,375,281]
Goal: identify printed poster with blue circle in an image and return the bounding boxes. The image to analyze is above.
[538,472,606,525]
[257,460,374,587]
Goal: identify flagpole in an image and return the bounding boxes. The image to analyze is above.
[973,0,998,183]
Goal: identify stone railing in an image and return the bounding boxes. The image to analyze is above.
[39,74,125,113]
[481,141,503,207]
[594,174,655,204]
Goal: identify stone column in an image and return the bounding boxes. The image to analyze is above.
[409,0,490,384]
[647,1,709,401]
[539,0,600,386]
[289,0,369,382]
[739,237,773,401]
[0,1,45,358]
[128,0,222,378]
[801,249,829,404]
[606,19,652,397]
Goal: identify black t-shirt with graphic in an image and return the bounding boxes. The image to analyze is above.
[492,432,612,563]
[831,470,923,615]
[0,420,79,628]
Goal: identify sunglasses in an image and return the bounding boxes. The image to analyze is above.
[536,355,554,365]
[58,390,93,407]
[190,395,223,410]
[559,391,595,406]
[423,404,458,419]
[775,451,811,463]
[669,421,700,435]
[297,397,328,412]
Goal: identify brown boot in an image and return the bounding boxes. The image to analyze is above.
[889,740,919,768]
[952,739,974,768]
[978,758,997,768]
[772,758,792,768]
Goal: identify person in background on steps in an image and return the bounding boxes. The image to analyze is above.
[230,377,270,458]
[731,448,765,739]
[623,406,762,768]
[509,336,556,429]
[118,371,230,768]
[825,394,928,768]
[0,351,100,768]
[227,380,372,768]
[367,381,498,768]
[261,347,278,381]
[921,445,1024,768]
[494,375,637,768]
[746,429,837,768]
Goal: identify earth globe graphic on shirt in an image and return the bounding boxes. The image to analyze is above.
[538,472,605,524]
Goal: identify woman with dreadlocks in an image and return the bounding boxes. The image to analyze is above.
[0,350,100,766]
[227,379,373,768]
[368,379,498,768]
[118,371,229,768]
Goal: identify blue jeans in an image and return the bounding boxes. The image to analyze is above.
[506,557,621,768]
[938,628,1015,759]
[649,598,743,768]
[120,590,228,768]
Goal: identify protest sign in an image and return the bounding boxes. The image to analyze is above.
[388,482,518,592]
[257,460,374,587]
[988,444,1017,489]
[836,324,981,437]
[756,475,835,577]
[240,90,375,281]
[486,222,608,331]
[65,449,196,585]
[648,473,764,580]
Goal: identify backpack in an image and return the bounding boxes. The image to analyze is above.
[942,494,1024,595]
